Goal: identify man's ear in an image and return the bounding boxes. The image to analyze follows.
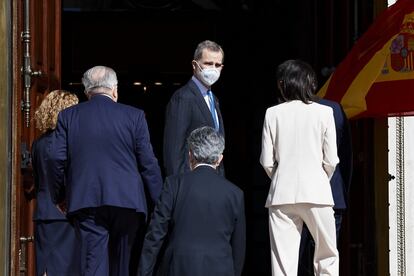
[112,87,118,102]
[216,154,223,166]
[188,150,195,170]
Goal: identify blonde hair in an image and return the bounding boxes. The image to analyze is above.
[34,90,78,133]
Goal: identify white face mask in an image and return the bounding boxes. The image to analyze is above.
[195,62,221,86]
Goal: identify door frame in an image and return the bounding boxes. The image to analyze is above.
[0,0,12,274]
[10,0,26,274]
[2,0,62,274]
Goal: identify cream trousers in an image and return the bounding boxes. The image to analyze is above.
[268,204,339,276]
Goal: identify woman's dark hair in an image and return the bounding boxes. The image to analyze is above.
[276,59,318,104]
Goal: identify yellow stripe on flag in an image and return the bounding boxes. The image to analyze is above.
[317,75,331,99]
[341,34,398,118]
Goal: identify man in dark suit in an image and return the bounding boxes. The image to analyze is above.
[298,98,353,275]
[51,66,163,276]
[139,126,246,276]
[163,40,225,177]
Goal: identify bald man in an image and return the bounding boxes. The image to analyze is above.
[51,66,163,276]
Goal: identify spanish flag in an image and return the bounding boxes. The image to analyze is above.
[318,0,414,118]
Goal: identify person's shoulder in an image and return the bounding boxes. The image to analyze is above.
[116,102,144,114]
[222,180,244,205]
[32,131,53,153]
[105,103,147,126]
[169,80,197,101]
[320,104,335,118]
[265,102,291,118]
[191,168,244,197]
[318,98,341,109]
[312,101,334,112]
[33,131,49,142]
[58,102,79,116]
[214,175,243,196]
[164,172,191,193]
[312,103,336,124]
[265,103,282,114]
[227,181,244,196]
[165,171,191,186]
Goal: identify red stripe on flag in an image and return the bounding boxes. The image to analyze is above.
[353,79,414,118]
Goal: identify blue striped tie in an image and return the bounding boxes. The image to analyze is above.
[207,90,219,131]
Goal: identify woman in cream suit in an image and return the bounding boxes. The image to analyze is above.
[260,60,339,276]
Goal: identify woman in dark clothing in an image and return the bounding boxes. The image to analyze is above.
[31,90,79,276]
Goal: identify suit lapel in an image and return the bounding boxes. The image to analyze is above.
[214,97,225,135]
[187,80,216,127]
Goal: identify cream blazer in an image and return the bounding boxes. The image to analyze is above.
[260,100,339,207]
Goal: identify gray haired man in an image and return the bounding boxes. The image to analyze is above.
[52,65,163,275]
[138,126,246,276]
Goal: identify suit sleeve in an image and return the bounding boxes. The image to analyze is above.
[322,110,339,179]
[163,96,191,176]
[231,192,246,276]
[135,112,163,203]
[337,105,353,194]
[260,110,277,178]
[50,114,68,204]
[138,178,174,276]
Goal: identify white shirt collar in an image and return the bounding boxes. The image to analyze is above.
[193,163,216,170]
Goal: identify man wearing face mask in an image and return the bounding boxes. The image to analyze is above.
[163,40,225,176]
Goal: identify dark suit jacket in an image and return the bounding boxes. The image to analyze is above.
[138,165,245,276]
[318,99,353,209]
[163,79,225,177]
[51,95,163,216]
[31,131,66,220]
